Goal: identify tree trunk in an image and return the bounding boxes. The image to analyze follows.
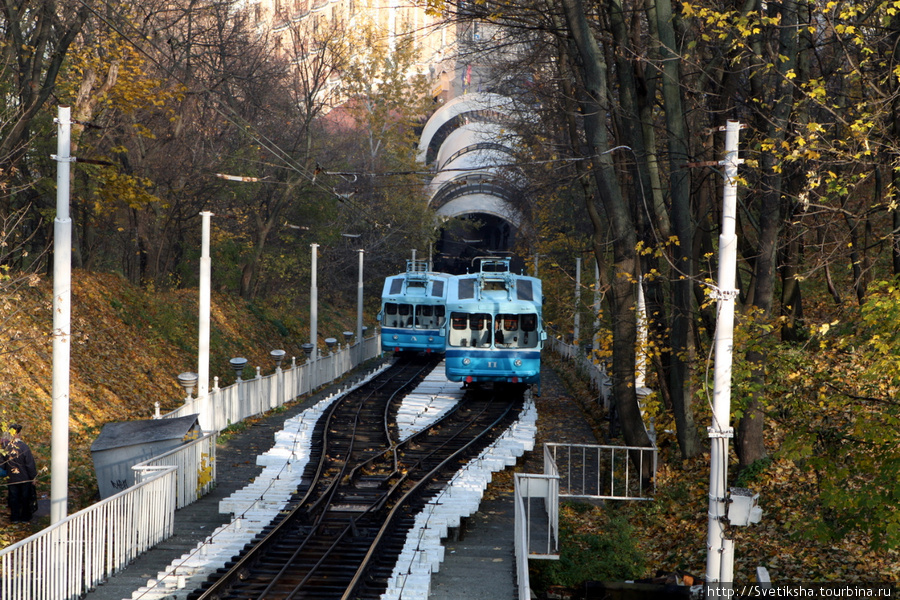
[892,12,900,277]
[739,0,800,468]
[779,225,805,342]
[562,0,653,460]
[654,0,702,459]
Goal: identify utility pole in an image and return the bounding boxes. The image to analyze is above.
[51,106,73,524]
[311,243,318,364]
[198,211,213,401]
[574,257,581,345]
[357,249,364,364]
[593,259,601,356]
[705,120,743,584]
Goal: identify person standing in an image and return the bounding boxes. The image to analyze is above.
[2,424,37,523]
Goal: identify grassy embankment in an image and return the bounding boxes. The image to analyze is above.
[0,270,357,548]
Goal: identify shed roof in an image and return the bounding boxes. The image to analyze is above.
[90,414,201,452]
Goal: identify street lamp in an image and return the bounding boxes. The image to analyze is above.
[177,372,199,401]
[270,349,286,369]
[229,357,248,381]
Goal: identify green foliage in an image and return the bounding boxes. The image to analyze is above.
[734,456,773,488]
[215,419,253,444]
[530,502,645,591]
[527,183,596,340]
[767,278,900,549]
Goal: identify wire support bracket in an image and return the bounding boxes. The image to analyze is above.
[709,287,739,302]
[707,426,734,439]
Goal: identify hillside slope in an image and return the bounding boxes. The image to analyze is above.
[0,270,354,546]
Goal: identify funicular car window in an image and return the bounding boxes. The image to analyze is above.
[449,312,471,347]
[521,314,537,331]
[469,313,491,347]
[517,280,533,301]
[385,303,398,315]
[458,278,475,299]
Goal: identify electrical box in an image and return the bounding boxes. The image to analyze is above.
[728,487,763,526]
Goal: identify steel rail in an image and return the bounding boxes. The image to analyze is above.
[189,357,438,600]
[265,361,433,600]
[341,392,518,599]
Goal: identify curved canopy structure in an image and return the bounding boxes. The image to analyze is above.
[434,193,521,224]
[418,93,518,165]
[419,93,527,268]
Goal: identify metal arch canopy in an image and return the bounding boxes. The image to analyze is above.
[435,122,518,171]
[434,193,523,228]
[417,92,516,164]
[427,166,518,199]
[422,92,526,236]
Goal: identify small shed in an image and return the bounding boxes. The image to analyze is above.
[90,414,202,499]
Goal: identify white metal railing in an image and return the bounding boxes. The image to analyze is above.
[513,443,656,600]
[514,473,560,600]
[0,466,176,600]
[133,431,217,509]
[515,472,559,557]
[515,473,559,559]
[0,334,382,600]
[164,333,382,432]
[544,442,656,500]
[513,475,530,600]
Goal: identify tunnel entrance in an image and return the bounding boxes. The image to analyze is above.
[433,213,523,275]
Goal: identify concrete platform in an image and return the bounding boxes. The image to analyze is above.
[428,489,518,600]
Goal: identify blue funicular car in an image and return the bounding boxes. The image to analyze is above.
[378,259,451,354]
[444,256,545,386]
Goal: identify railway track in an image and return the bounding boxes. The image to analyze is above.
[188,355,525,600]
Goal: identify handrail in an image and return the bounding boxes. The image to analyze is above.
[0,333,383,600]
[163,331,382,431]
[513,476,530,600]
[0,466,176,600]
[544,442,657,500]
[133,431,217,509]
[547,336,612,407]
[514,472,560,600]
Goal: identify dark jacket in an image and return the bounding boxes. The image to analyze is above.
[2,438,37,484]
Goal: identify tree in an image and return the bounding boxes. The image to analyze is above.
[0,0,89,198]
[311,16,439,292]
[561,0,654,457]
